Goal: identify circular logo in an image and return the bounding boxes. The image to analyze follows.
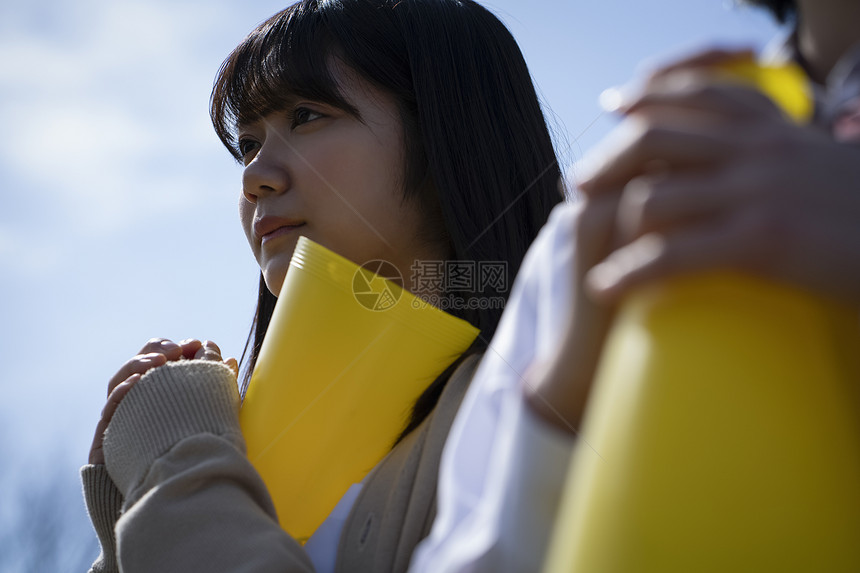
[352,260,404,311]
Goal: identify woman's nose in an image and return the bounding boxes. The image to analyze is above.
[241,147,291,202]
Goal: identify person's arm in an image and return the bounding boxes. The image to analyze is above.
[83,338,186,573]
[101,359,314,573]
[411,203,594,572]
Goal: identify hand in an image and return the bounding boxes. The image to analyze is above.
[520,50,760,433]
[88,338,239,465]
[577,51,860,307]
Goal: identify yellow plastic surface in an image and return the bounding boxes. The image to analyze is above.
[545,275,860,572]
[240,237,479,543]
[545,60,860,571]
[712,57,814,122]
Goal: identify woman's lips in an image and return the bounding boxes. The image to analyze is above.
[261,223,305,244]
[253,216,306,244]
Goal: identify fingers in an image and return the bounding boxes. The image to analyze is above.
[600,48,755,113]
[578,84,782,196]
[577,120,733,194]
[224,357,240,378]
[614,170,744,243]
[106,338,183,395]
[585,211,769,303]
[623,77,782,120]
[90,373,142,465]
[107,338,214,396]
[137,337,183,360]
[107,353,168,396]
[195,340,223,361]
[580,61,785,197]
[110,339,231,389]
[193,341,239,378]
[645,47,755,81]
[178,338,204,359]
[609,46,761,116]
[573,190,624,273]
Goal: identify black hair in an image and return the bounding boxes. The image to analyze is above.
[210,0,563,437]
[743,0,796,23]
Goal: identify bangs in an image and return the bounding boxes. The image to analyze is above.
[210,2,358,161]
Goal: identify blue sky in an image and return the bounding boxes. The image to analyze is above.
[0,0,783,558]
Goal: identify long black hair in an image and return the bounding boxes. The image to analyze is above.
[743,0,796,22]
[210,0,563,436]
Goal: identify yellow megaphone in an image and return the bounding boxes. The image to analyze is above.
[240,236,479,543]
[544,59,860,572]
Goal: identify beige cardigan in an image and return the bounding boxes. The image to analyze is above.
[82,354,480,573]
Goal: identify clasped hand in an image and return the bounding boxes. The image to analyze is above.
[89,338,238,465]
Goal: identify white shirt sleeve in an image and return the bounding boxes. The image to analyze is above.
[409,202,580,573]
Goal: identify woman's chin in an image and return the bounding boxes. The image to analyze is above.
[263,267,288,298]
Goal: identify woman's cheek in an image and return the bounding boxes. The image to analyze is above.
[239,197,257,251]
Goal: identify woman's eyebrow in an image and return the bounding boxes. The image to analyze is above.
[235,118,261,132]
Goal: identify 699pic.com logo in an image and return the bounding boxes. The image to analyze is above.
[352,260,404,311]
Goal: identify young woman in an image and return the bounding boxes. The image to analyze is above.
[81,1,562,571]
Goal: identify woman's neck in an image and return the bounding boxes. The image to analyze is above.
[796,0,860,83]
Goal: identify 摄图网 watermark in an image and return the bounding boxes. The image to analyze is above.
[352,259,509,312]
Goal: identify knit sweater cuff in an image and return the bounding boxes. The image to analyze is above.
[81,464,122,573]
[103,359,243,498]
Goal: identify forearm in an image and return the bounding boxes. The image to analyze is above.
[523,259,614,434]
[114,434,313,572]
[102,360,313,573]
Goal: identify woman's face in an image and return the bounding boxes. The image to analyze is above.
[237,66,443,296]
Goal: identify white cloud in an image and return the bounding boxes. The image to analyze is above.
[0,0,235,245]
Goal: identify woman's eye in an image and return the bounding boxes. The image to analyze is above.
[238,138,259,158]
[292,107,324,128]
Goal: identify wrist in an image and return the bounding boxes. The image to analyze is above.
[522,359,589,435]
[103,360,242,496]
